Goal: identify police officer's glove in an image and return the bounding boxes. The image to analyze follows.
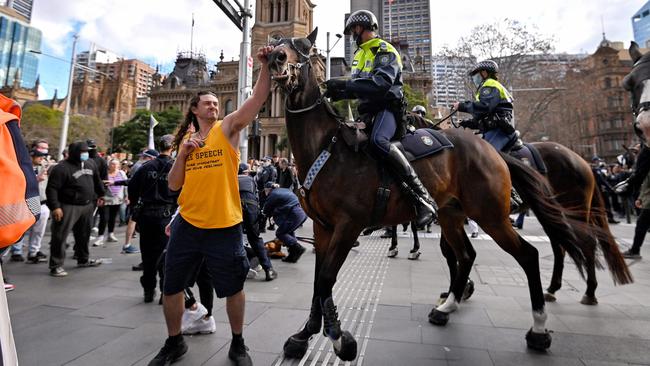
[459,119,478,129]
[324,79,348,101]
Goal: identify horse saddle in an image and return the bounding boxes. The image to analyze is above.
[510,142,548,175]
[393,128,454,162]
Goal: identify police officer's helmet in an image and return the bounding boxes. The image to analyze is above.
[344,10,379,35]
[469,60,499,76]
[411,105,426,116]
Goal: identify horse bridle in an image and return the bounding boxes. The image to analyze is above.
[271,39,324,114]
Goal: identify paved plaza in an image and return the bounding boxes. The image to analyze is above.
[3,215,650,366]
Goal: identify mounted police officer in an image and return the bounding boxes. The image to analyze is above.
[128,134,179,303]
[453,60,522,209]
[453,60,516,151]
[323,9,437,228]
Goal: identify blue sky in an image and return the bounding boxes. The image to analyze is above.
[31,0,641,99]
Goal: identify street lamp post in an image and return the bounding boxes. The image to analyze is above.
[325,32,342,81]
[58,34,78,161]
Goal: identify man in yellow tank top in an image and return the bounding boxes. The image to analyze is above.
[147,45,274,366]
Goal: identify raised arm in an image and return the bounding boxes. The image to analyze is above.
[223,46,274,147]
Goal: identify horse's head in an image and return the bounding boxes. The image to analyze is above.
[267,28,325,100]
[623,42,650,126]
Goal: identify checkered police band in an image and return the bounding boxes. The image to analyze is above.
[344,10,379,35]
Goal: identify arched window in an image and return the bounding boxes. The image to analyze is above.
[225,99,234,116]
[276,0,281,22]
[269,1,274,23]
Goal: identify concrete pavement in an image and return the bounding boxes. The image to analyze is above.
[2,215,650,365]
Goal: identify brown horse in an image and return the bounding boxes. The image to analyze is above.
[400,116,633,305]
[266,29,593,360]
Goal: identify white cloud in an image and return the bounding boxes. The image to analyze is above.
[37,84,48,99]
[31,0,640,66]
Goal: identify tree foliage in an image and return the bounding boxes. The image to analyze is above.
[19,105,111,154]
[111,108,183,155]
[437,19,562,140]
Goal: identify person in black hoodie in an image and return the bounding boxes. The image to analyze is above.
[46,141,105,277]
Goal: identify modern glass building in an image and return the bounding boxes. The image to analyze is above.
[632,1,650,48]
[346,0,431,73]
[0,13,41,88]
[0,0,33,22]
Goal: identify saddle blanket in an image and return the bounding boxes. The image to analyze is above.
[397,128,454,162]
[510,143,547,174]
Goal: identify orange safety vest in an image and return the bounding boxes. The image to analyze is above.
[0,93,40,248]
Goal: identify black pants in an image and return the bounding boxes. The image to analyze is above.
[97,204,120,235]
[632,208,650,253]
[49,203,94,268]
[139,215,170,292]
[187,261,214,316]
[242,202,272,270]
[630,145,650,191]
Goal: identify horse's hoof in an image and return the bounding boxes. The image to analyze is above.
[525,328,552,351]
[407,251,421,260]
[462,279,475,301]
[333,330,357,361]
[543,292,557,302]
[580,295,598,305]
[428,308,450,326]
[387,249,398,258]
[283,335,309,359]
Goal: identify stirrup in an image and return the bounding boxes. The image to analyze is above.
[614,179,629,194]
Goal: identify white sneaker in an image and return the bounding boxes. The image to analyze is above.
[107,233,118,242]
[247,264,263,279]
[93,236,105,247]
[91,227,99,237]
[182,315,216,335]
[181,303,208,329]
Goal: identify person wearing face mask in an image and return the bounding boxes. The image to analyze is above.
[453,60,522,210]
[453,60,516,151]
[45,141,106,277]
[323,9,437,228]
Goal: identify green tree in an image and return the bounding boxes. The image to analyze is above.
[19,104,62,149]
[403,84,428,112]
[111,108,183,155]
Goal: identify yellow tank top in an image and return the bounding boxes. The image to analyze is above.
[178,121,242,228]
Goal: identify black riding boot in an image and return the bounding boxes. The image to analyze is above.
[510,187,523,213]
[385,144,437,228]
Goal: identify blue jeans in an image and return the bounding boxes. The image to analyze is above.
[275,205,308,247]
[483,129,516,152]
[370,109,397,156]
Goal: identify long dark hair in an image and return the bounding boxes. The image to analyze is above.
[173,91,218,150]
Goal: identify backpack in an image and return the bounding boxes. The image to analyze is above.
[0,93,40,248]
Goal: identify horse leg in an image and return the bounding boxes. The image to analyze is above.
[317,221,362,361]
[439,234,457,301]
[283,223,332,358]
[402,221,409,232]
[429,219,476,326]
[484,224,552,351]
[580,250,599,305]
[408,220,421,260]
[387,225,398,258]
[544,242,565,302]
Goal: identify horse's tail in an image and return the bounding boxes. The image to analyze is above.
[588,185,633,284]
[499,153,589,277]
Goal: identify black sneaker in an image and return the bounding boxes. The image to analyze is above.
[77,259,102,267]
[50,267,68,277]
[622,249,642,259]
[35,251,47,260]
[26,254,40,264]
[10,254,24,262]
[148,337,188,366]
[132,263,144,271]
[282,244,306,263]
[228,341,253,366]
[144,289,155,303]
[265,268,278,281]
